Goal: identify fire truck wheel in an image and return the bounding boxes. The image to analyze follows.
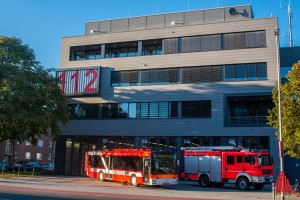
[199,175,210,187]
[130,174,138,187]
[253,183,264,190]
[237,177,249,190]
[99,171,104,181]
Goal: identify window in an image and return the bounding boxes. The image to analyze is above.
[37,153,43,161]
[48,141,53,148]
[38,140,43,147]
[25,152,31,159]
[14,151,18,159]
[237,155,243,163]
[182,100,211,118]
[141,68,178,85]
[111,70,138,86]
[140,102,178,118]
[142,39,163,55]
[68,104,99,119]
[245,31,266,48]
[118,103,137,118]
[105,42,138,58]
[245,155,255,165]
[227,155,235,165]
[70,45,101,61]
[225,63,267,81]
[182,66,222,83]
[25,140,31,146]
[47,154,52,161]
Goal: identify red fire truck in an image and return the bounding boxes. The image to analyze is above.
[181,146,273,190]
[85,149,178,186]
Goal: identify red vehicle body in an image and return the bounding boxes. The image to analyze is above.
[181,146,273,190]
[85,149,178,186]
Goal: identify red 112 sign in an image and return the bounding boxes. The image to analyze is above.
[56,68,99,96]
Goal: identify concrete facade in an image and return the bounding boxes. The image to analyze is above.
[56,5,280,178]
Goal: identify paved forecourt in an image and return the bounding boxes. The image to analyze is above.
[0,176,273,200]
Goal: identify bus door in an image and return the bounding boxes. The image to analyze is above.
[143,158,150,184]
[106,156,112,180]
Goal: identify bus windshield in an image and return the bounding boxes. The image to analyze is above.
[151,152,177,174]
[258,154,272,166]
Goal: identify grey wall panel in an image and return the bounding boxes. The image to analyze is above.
[111,18,128,32]
[86,22,100,35]
[99,21,111,33]
[165,12,184,27]
[146,14,164,29]
[204,8,224,23]
[185,10,204,25]
[129,17,146,31]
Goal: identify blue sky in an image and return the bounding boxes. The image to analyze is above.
[0,0,299,70]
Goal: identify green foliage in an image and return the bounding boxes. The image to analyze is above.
[0,36,69,144]
[268,61,300,158]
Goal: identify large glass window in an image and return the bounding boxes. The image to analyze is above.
[182,100,211,118]
[70,45,101,61]
[140,102,178,119]
[225,63,267,81]
[105,42,138,58]
[142,39,162,55]
[68,104,98,119]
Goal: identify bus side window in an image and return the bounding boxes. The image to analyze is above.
[89,155,94,167]
[245,155,255,165]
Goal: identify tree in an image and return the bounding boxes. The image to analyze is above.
[268,60,300,158]
[0,36,69,144]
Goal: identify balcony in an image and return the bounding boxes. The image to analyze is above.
[226,116,269,127]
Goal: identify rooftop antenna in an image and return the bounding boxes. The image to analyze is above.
[287,0,293,47]
[280,0,294,47]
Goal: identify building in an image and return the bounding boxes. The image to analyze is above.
[0,135,55,164]
[55,5,280,178]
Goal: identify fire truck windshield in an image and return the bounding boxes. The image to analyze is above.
[151,152,177,174]
[258,155,272,166]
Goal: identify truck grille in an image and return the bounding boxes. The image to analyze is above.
[262,169,272,174]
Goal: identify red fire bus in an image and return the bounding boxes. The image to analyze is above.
[85,149,178,186]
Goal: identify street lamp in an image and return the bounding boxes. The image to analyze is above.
[274,28,295,199]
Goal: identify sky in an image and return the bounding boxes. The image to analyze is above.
[0,0,299,70]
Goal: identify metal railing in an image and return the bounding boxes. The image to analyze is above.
[226,116,268,126]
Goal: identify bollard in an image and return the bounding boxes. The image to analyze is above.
[32,165,35,176]
[272,183,275,200]
[17,166,20,176]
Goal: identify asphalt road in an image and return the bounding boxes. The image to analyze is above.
[0,176,273,200]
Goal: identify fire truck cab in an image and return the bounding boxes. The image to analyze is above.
[181,146,273,190]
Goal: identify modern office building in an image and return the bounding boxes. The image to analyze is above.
[55,5,280,178]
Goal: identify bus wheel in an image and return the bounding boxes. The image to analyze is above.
[199,175,210,187]
[130,174,138,187]
[237,177,249,190]
[253,183,264,190]
[99,171,104,181]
